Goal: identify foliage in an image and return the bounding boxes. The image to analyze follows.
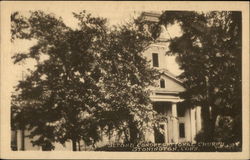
[214,115,242,144]
[94,21,159,143]
[159,11,242,142]
[11,11,158,150]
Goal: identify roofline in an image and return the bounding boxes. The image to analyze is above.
[160,70,184,85]
[141,12,162,18]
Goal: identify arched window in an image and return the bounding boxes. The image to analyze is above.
[160,79,165,88]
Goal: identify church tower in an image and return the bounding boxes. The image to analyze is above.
[139,12,202,144]
[139,12,174,72]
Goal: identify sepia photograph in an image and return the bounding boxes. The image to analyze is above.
[0,1,249,159]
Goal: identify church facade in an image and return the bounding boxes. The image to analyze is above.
[143,35,202,144]
[11,12,202,151]
[140,12,202,143]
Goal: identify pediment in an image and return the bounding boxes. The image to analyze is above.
[155,71,185,93]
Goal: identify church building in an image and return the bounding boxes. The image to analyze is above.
[141,12,202,144]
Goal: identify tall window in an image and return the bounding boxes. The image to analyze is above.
[152,53,159,67]
[179,123,185,138]
[160,79,165,88]
[177,103,185,117]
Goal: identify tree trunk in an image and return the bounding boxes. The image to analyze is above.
[201,76,217,142]
[210,106,218,141]
[123,128,130,143]
[21,129,25,150]
[201,104,213,142]
[72,139,77,151]
[78,140,81,151]
[128,121,139,143]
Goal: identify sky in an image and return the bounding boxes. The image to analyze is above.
[10,3,183,90]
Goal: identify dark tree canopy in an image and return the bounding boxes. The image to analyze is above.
[159,11,242,143]
[11,10,159,150]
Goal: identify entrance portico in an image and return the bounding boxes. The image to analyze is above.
[147,89,202,144]
[150,93,184,143]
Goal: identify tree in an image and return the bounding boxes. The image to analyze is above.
[159,11,242,143]
[11,10,158,150]
[95,21,159,143]
[11,10,109,150]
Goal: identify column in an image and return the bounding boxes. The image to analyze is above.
[145,126,155,143]
[196,106,202,133]
[172,102,179,143]
[190,108,196,143]
[17,129,25,150]
[64,141,73,151]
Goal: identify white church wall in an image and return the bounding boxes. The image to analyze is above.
[143,43,168,69]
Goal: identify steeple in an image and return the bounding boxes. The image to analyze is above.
[157,25,171,42]
[139,11,171,42]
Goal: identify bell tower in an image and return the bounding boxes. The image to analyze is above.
[139,12,171,70]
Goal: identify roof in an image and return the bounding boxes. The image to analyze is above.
[159,68,183,85]
[140,12,162,22]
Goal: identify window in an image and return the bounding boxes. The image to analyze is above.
[177,104,185,117]
[179,123,185,138]
[160,79,165,88]
[152,53,159,67]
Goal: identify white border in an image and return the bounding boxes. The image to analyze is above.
[1,1,249,159]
